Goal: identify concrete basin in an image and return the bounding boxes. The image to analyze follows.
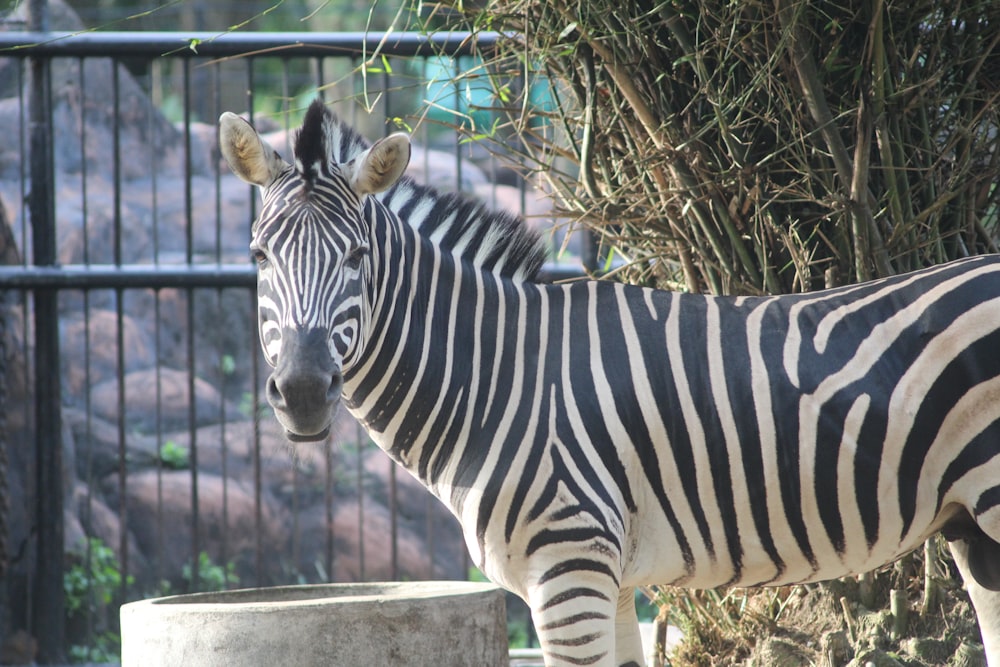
[120,581,507,666]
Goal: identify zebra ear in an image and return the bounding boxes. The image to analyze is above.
[345,133,411,196]
[218,112,288,188]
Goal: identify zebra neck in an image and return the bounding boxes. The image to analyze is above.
[342,223,540,497]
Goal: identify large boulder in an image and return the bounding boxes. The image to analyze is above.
[106,470,289,591]
[90,367,230,432]
[61,309,156,400]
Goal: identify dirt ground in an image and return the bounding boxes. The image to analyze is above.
[660,544,987,667]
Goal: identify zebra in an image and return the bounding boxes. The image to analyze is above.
[219,99,1000,667]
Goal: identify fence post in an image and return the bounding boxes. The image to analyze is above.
[27,0,66,662]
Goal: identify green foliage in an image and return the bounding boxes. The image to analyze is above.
[157,92,186,124]
[506,617,533,651]
[634,588,657,623]
[183,551,240,592]
[68,634,121,664]
[220,353,237,377]
[156,551,241,597]
[64,538,134,664]
[158,440,190,470]
[64,538,132,615]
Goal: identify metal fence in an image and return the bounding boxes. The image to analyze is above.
[0,25,585,663]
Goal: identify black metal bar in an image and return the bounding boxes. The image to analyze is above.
[325,438,334,582]
[217,292,230,589]
[183,59,193,265]
[0,264,257,289]
[0,261,583,288]
[114,287,128,608]
[0,30,501,59]
[154,295,165,590]
[251,289,263,588]
[356,421,365,581]
[112,61,122,265]
[383,66,399,583]
[27,0,66,661]
[213,63,224,262]
[187,287,200,589]
[181,57,201,590]
[111,54,130,618]
[244,56,265,590]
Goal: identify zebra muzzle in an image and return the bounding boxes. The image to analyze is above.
[267,327,342,442]
[284,425,331,443]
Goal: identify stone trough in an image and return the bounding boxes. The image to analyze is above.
[120,581,507,666]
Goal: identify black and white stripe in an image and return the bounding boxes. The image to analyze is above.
[220,100,1000,667]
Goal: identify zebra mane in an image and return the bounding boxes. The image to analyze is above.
[293,101,547,282]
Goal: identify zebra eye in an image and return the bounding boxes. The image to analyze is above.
[344,245,368,271]
[250,246,267,266]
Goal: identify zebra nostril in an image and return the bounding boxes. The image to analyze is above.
[329,371,343,400]
[269,369,337,408]
[266,375,286,410]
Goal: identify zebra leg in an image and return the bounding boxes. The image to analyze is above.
[949,539,1000,666]
[527,573,623,667]
[613,587,645,667]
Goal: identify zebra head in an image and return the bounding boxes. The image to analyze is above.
[219,102,411,442]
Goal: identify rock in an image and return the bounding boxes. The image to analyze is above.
[359,448,464,563]
[90,367,229,432]
[64,407,160,480]
[821,629,854,665]
[108,470,288,590]
[407,143,488,192]
[296,497,463,582]
[853,609,894,653]
[3,1,189,181]
[61,309,156,400]
[155,412,355,485]
[900,637,952,663]
[63,487,147,590]
[949,641,987,667]
[0,202,33,641]
[0,198,19,265]
[71,482,133,560]
[748,637,814,667]
[847,649,906,667]
[0,628,37,665]
[186,121,221,177]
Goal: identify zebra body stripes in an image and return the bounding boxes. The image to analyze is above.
[220,100,1000,667]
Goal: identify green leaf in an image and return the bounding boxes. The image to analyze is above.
[390,117,414,133]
